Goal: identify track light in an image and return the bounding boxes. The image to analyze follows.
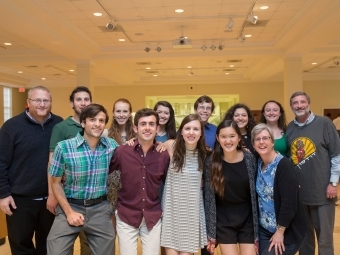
[106,22,115,31]
[189,71,194,76]
[155,46,161,52]
[226,18,234,31]
[211,44,216,50]
[144,47,150,53]
[218,45,223,50]
[247,12,258,24]
[334,59,340,66]
[201,45,207,51]
[238,34,245,42]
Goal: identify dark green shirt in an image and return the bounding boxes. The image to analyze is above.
[49,116,81,151]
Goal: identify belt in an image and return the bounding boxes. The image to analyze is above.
[68,195,107,207]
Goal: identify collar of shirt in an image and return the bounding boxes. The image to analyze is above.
[132,139,157,152]
[258,153,283,174]
[25,109,51,124]
[74,132,110,148]
[293,111,315,127]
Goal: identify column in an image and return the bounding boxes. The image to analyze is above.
[76,61,95,97]
[283,56,302,122]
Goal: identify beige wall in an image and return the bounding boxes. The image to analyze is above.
[0,86,3,126]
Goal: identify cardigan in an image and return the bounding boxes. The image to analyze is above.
[204,151,259,254]
[271,157,307,245]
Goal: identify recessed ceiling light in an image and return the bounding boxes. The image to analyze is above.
[175,9,184,13]
[93,12,102,16]
[118,39,125,42]
[225,73,230,75]
[244,34,252,38]
[69,69,74,72]
[41,78,46,80]
[4,42,12,45]
[229,65,235,67]
[153,74,158,77]
[187,66,192,68]
[146,67,151,70]
[18,71,23,73]
[312,62,317,65]
[260,6,269,10]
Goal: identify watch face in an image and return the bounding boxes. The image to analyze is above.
[332,182,337,187]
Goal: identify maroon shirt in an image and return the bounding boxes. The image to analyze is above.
[109,140,170,230]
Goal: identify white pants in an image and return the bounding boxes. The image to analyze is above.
[116,212,161,255]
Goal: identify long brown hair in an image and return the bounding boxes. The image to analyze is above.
[172,114,209,172]
[108,98,134,145]
[210,120,243,197]
[260,100,287,132]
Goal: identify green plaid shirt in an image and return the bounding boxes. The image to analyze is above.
[49,132,118,199]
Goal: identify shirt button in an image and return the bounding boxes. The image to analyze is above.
[143,166,145,168]
[143,177,145,179]
[143,199,145,201]
[143,209,144,211]
[143,188,145,190]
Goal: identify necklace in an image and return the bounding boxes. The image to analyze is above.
[156,131,166,137]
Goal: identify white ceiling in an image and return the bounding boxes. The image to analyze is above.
[0,0,340,88]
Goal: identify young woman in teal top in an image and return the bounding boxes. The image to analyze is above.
[153,101,177,142]
[260,100,288,156]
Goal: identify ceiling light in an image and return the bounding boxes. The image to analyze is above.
[69,69,74,72]
[229,65,234,67]
[118,39,125,42]
[41,78,46,80]
[155,46,161,52]
[218,45,223,51]
[334,59,340,66]
[226,18,234,32]
[260,6,269,10]
[211,44,216,50]
[93,13,102,16]
[4,43,12,45]
[247,12,258,24]
[153,74,158,77]
[146,67,151,69]
[238,34,245,42]
[106,22,115,31]
[201,45,207,51]
[175,9,184,13]
[187,66,192,68]
[311,62,317,65]
[189,72,194,76]
[245,34,252,38]
[225,73,229,75]
[144,47,150,53]
[18,71,23,73]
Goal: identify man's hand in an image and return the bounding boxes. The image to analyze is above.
[46,194,58,214]
[326,184,338,199]
[66,211,85,227]
[0,196,16,216]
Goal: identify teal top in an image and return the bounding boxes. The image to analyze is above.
[274,133,288,156]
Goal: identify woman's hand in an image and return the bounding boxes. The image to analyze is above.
[268,229,285,255]
[155,142,167,152]
[126,138,136,146]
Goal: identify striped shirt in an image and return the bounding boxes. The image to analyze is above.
[49,132,118,199]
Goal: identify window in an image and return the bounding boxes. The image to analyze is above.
[3,87,12,122]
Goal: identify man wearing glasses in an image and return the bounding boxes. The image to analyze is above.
[194,95,217,150]
[0,86,62,254]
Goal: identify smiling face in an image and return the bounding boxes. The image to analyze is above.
[134,115,158,143]
[27,89,52,122]
[233,108,248,132]
[113,101,131,126]
[195,102,213,123]
[70,91,91,116]
[217,126,241,154]
[81,111,106,139]
[263,102,281,123]
[156,105,170,126]
[290,95,310,118]
[181,119,202,149]
[253,129,274,156]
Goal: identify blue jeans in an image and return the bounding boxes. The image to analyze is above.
[259,225,298,255]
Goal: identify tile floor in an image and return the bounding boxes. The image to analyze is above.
[1,203,340,255]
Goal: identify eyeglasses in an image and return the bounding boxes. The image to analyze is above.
[28,98,51,105]
[254,136,271,143]
[198,106,212,111]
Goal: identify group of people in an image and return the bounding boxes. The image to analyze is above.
[0,86,338,255]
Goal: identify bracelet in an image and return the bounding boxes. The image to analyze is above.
[276,225,286,231]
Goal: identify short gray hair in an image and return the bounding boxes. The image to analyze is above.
[290,91,310,106]
[251,123,275,144]
[28,86,52,99]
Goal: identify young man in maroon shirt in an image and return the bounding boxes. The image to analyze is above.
[109,108,170,255]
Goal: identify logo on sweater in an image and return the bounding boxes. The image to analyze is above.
[291,137,316,168]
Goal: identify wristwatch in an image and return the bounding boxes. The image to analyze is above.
[330,182,338,187]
